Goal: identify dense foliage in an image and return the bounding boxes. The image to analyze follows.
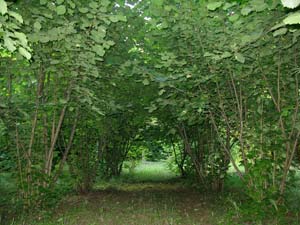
[1,0,300,223]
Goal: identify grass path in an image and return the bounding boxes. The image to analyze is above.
[32,162,223,225]
[51,183,219,225]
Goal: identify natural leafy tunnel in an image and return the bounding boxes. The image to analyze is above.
[1,0,300,224]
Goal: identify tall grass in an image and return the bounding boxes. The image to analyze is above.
[122,161,178,182]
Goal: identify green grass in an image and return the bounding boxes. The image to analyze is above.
[122,161,178,182]
[21,161,223,225]
[12,162,300,225]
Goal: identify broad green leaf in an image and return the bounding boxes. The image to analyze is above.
[106,40,115,46]
[39,36,50,43]
[251,0,268,12]
[281,0,300,8]
[91,106,104,116]
[109,15,127,23]
[4,36,16,52]
[204,52,215,57]
[43,13,53,19]
[257,106,263,115]
[40,0,47,5]
[207,2,223,11]
[229,14,239,22]
[56,0,64,4]
[68,0,75,9]
[79,7,89,13]
[91,29,106,41]
[14,32,28,46]
[153,0,163,6]
[158,89,165,95]
[168,128,176,135]
[8,11,23,23]
[50,60,60,65]
[235,53,245,63]
[101,0,110,7]
[241,7,252,16]
[59,98,67,104]
[109,15,118,22]
[164,5,172,11]
[89,2,98,9]
[148,105,157,113]
[99,6,107,12]
[92,45,105,57]
[142,79,150,85]
[18,47,31,59]
[34,21,42,31]
[283,12,300,25]
[222,2,236,10]
[56,5,66,15]
[220,51,232,59]
[160,22,168,29]
[273,28,288,37]
[270,22,285,31]
[0,0,7,15]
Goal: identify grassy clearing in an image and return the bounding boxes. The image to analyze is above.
[24,161,224,225]
[122,161,178,182]
[13,161,300,225]
[31,187,221,225]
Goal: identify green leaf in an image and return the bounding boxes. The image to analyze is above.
[235,53,245,63]
[4,36,16,52]
[207,2,223,11]
[92,45,105,57]
[40,0,47,5]
[0,0,7,15]
[43,13,53,19]
[295,121,300,131]
[106,40,115,46]
[109,15,127,23]
[270,22,285,31]
[91,29,106,42]
[281,0,300,9]
[18,47,31,59]
[257,106,263,115]
[79,7,89,13]
[222,2,236,10]
[229,14,239,22]
[148,105,157,113]
[241,7,252,16]
[14,32,28,46]
[56,5,66,15]
[273,28,288,37]
[68,0,75,9]
[204,52,215,57]
[251,0,268,12]
[158,89,165,95]
[153,0,163,6]
[91,106,104,115]
[89,2,98,9]
[101,0,110,7]
[164,5,172,11]
[269,199,278,211]
[8,11,23,23]
[59,98,67,104]
[56,0,64,4]
[220,51,232,59]
[283,12,300,25]
[34,21,42,31]
[142,79,150,85]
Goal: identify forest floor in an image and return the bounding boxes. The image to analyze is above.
[15,162,300,225]
[27,162,226,225]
